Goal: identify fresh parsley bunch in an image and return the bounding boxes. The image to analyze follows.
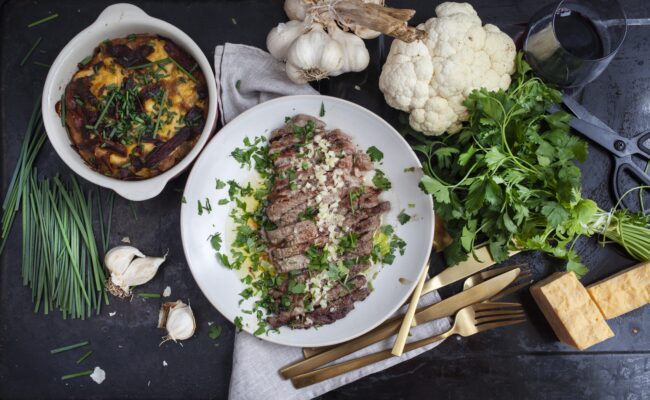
[414,53,650,275]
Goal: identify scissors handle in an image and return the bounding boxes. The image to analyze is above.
[613,158,650,209]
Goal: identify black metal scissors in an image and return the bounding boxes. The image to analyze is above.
[555,95,650,210]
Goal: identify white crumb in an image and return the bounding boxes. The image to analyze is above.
[147,380,151,387]
[109,312,116,317]
[121,236,131,243]
[162,360,168,367]
[354,85,361,91]
[90,366,106,384]
[162,286,171,297]
[208,321,214,326]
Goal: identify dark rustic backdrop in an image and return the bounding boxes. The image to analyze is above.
[0,0,648,399]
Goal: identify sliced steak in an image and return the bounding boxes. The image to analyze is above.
[265,220,318,245]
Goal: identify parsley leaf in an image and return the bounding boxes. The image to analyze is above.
[208,325,222,340]
[366,146,384,162]
[372,170,391,190]
[210,233,222,251]
[398,210,411,225]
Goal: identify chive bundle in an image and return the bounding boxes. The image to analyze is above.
[0,100,46,255]
[22,173,109,318]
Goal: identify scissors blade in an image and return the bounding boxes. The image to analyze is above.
[562,94,617,134]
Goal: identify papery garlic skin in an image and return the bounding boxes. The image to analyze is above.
[159,300,196,342]
[285,24,344,83]
[328,24,370,76]
[104,246,144,277]
[267,20,309,61]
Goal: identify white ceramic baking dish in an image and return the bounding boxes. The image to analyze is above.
[41,3,218,201]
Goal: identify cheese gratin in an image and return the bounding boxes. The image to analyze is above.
[56,34,208,179]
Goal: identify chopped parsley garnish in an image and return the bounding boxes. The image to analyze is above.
[218,198,229,205]
[210,232,222,251]
[298,206,318,221]
[349,187,365,212]
[398,210,411,225]
[235,79,242,91]
[404,167,416,172]
[208,325,222,340]
[319,101,326,117]
[371,225,406,265]
[366,146,384,162]
[233,316,243,331]
[372,170,392,190]
[216,178,226,190]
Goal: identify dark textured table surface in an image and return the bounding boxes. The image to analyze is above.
[1,0,649,399]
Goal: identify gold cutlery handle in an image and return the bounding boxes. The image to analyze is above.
[281,317,403,379]
[292,328,455,388]
[392,265,428,356]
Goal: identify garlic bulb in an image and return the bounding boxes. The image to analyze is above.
[104,246,167,296]
[159,300,196,342]
[328,24,370,76]
[267,19,309,61]
[284,0,308,21]
[285,24,343,84]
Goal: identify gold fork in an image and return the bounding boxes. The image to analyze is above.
[291,302,526,389]
[304,264,532,359]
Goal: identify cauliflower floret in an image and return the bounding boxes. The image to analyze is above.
[379,2,516,136]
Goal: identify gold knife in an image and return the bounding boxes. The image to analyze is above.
[280,268,519,379]
[422,247,520,294]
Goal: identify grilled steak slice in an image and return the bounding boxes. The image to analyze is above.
[265,220,318,245]
[285,287,371,329]
[266,191,316,222]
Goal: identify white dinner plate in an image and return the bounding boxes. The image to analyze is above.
[181,95,434,347]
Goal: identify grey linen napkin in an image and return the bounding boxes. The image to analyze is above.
[215,43,452,400]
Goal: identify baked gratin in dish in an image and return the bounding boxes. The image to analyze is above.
[56,34,209,180]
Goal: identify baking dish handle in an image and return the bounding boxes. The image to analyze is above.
[111,179,168,202]
[95,3,149,24]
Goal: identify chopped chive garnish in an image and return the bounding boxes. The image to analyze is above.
[152,90,168,136]
[126,57,171,70]
[319,101,325,117]
[137,293,161,298]
[50,341,89,354]
[27,13,59,28]
[76,350,92,364]
[33,61,51,68]
[170,57,198,82]
[92,90,117,130]
[61,370,93,381]
[20,37,42,66]
[79,55,93,67]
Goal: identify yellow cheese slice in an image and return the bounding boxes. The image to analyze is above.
[530,272,614,350]
[587,261,650,319]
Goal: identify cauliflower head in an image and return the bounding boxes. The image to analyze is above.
[379,2,516,135]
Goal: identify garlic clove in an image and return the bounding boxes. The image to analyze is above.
[328,23,370,76]
[117,254,167,289]
[267,20,309,61]
[284,0,308,20]
[104,246,145,277]
[159,300,196,342]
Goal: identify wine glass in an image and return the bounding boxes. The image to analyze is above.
[523,0,627,88]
